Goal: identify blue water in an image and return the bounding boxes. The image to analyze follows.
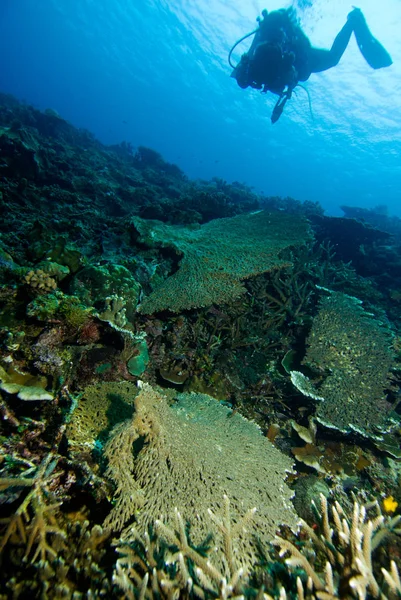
[1,0,400,216]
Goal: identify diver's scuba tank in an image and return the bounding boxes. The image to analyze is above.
[230,55,251,89]
[229,9,300,123]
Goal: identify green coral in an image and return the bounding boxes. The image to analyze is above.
[26,292,60,321]
[97,294,128,329]
[26,291,93,327]
[34,260,70,281]
[127,336,149,376]
[58,295,94,328]
[133,210,311,313]
[45,237,83,273]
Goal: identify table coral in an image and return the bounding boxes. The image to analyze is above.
[66,381,135,455]
[133,210,311,313]
[103,383,297,573]
[292,291,396,439]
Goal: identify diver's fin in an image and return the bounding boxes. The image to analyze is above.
[349,8,392,69]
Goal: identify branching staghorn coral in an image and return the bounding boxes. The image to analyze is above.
[0,445,114,596]
[272,494,401,600]
[0,452,66,563]
[113,493,401,600]
[113,496,267,599]
[132,211,311,313]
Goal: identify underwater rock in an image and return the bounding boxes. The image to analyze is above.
[44,237,83,274]
[0,125,42,179]
[292,475,330,522]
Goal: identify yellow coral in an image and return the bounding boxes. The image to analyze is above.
[383,495,398,513]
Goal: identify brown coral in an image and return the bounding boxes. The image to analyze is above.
[66,381,135,455]
[24,268,57,293]
[0,453,66,562]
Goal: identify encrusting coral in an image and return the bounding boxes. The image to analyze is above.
[133,210,311,313]
[0,363,54,400]
[103,382,297,574]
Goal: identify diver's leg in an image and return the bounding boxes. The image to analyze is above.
[349,8,392,69]
[308,20,353,74]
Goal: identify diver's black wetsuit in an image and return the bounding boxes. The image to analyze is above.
[233,9,356,92]
[231,7,392,118]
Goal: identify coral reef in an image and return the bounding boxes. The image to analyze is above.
[70,263,141,325]
[273,493,401,599]
[113,496,264,599]
[0,93,400,597]
[66,380,135,456]
[0,364,54,400]
[110,493,401,600]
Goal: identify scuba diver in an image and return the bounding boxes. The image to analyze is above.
[229,7,392,123]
